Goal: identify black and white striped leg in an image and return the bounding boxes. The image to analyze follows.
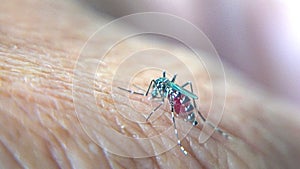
[171,103,188,155]
[117,87,145,96]
[146,101,164,121]
[118,82,166,122]
[181,81,230,139]
[118,79,156,97]
[132,84,146,93]
[145,80,156,96]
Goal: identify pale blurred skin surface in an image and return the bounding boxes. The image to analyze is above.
[85,0,300,105]
[0,0,300,169]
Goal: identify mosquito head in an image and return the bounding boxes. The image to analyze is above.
[151,77,169,97]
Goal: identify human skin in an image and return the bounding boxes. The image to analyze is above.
[1,0,300,169]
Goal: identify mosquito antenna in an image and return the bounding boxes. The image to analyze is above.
[117,87,144,96]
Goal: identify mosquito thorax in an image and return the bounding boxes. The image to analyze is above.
[151,77,170,97]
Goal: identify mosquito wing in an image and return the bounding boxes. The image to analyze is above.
[169,82,198,99]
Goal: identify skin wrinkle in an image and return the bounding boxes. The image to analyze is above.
[0,40,284,168]
[223,143,250,169]
[185,154,204,169]
[191,140,217,168]
[224,151,229,169]
[46,128,73,169]
[103,152,116,169]
[135,123,158,154]
[0,137,23,169]
[107,154,134,169]
[236,101,287,165]
[1,53,112,168]
[35,105,81,169]
[20,100,69,169]
[0,116,26,169]
[223,80,300,169]
[0,103,53,168]
[25,95,76,169]
[137,122,169,155]
[10,85,73,132]
[188,125,256,169]
[29,129,62,169]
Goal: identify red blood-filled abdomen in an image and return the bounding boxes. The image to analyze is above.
[170,94,191,116]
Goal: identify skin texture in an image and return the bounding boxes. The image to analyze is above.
[1,0,300,169]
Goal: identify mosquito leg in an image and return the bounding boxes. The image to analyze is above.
[117,87,144,96]
[146,101,164,121]
[181,81,230,139]
[206,122,230,138]
[132,84,146,93]
[145,80,156,96]
[171,102,188,155]
[171,74,177,82]
[118,79,155,96]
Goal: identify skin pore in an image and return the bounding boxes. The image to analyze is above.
[1,0,300,168]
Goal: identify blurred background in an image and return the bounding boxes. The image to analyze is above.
[81,0,300,105]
